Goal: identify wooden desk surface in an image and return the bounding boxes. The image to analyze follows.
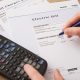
[0,0,80,79]
[0,75,7,80]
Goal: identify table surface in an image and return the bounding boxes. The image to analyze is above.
[0,0,80,79]
[0,75,7,80]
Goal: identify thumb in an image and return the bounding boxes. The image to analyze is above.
[24,64,45,80]
[54,69,64,80]
[64,27,80,37]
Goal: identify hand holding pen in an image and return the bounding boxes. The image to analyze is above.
[59,13,80,37]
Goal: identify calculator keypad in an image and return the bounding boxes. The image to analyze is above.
[0,35,47,80]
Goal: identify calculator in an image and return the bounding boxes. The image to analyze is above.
[0,35,47,80]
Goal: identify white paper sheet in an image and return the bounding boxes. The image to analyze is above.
[0,0,42,30]
[6,0,79,18]
[6,6,80,80]
[0,0,43,19]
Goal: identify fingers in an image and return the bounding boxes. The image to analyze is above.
[64,27,80,37]
[24,64,64,80]
[64,13,80,29]
[24,64,45,80]
[54,69,64,80]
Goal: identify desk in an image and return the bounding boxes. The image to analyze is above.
[0,75,7,80]
[0,0,80,79]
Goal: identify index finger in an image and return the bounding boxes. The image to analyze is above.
[64,13,80,29]
[24,64,45,80]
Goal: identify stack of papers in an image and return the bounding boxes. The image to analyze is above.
[0,0,80,80]
[0,0,43,30]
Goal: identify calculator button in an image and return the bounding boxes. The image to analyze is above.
[4,54,9,58]
[21,77,27,80]
[16,54,20,58]
[5,60,9,65]
[16,67,21,72]
[5,68,9,72]
[23,73,28,77]
[30,55,35,60]
[13,73,17,77]
[27,60,33,64]
[0,39,2,42]
[5,46,15,52]
[35,64,40,69]
[20,56,25,60]
[9,56,13,60]
[8,70,13,74]
[0,65,5,70]
[13,73,21,80]
[24,58,29,63]
[28,54,32,58]
[32,62,37,67]
[20,69,24,75]
[20,62,25,67]
[10,42,16,47]
[0,56,2,60]
[7,63,13,68]
[12,66,17,70]
[4,43,10,49]
[16,47,21,51]
[0,44,4,49]
[26,52,31,58]
[10,47,15,52]
[16,61,21,65]
[12,59,16,63]
[0,40,7,49]
[38,60,44,65]
[0,51,5,56]
[3,40,8,44]
[5,49,11,53]
[35,58,40,62]
[1,58,5,62]
[20,49,24,53]
[16,75,21,79]
[13,52,17,55]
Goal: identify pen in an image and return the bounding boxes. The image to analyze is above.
[59,21,80,36]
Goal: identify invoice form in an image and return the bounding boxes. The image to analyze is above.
[31,7,80,80]
[6,6,80,80]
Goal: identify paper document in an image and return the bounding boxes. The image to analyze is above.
[0,0,42,30]
[0,0,41,10]
[0,0,42,20]
[30,7,80,80]
[6,6,80,80]
[7,0,79,18]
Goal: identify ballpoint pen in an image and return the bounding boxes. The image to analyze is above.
[59,21,80,36]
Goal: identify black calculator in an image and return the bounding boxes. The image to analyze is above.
[0,35,47,80]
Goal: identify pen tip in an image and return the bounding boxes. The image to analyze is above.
[59,32,64,36]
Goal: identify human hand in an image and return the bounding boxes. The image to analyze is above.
[64,13,80,37]
[24,64,64,80]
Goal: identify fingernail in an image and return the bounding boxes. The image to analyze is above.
[64,28,72,36]
[24,64,30,70]
[54,69,60,74]
[64,29,69,34]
